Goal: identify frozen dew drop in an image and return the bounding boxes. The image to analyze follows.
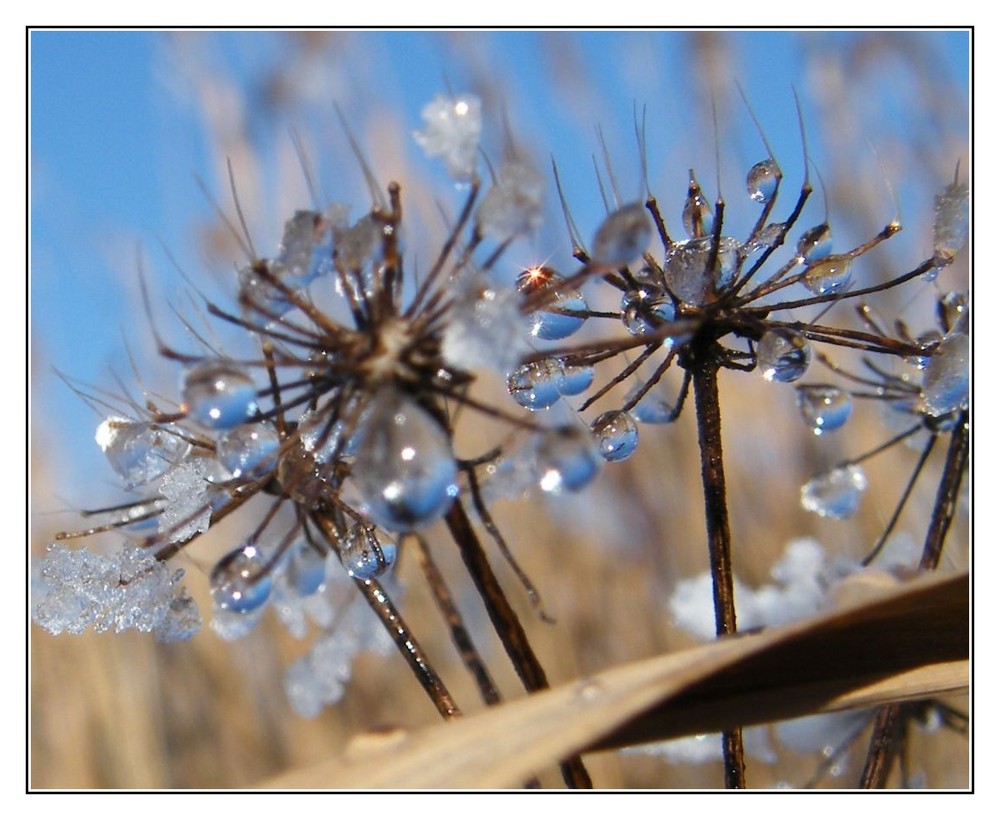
[937,290,968,334]
[97,418,191,487]
[351,390,459,532]
[217,421,280,478]
[534,426,602,494]
[664,236,741,305]
[507,358,565,410]
[210,543,273,614]
[921,315,969,418]
[802,254,853,296]
[333,213,383,274]
[517,267,589,340]
[238,261,295,318]
[745,222,785,254]
[796,223,833,264]
[339,523,397,580]
[182,359,258,430]
[442,276,528,375]
[591,410,640,463]
[591,203,652,267]
[746,159,779,204]
[906,330,943,370]
[932,179,969,269]
[556,359,595,396]
[801,465,868,519]
[413,93,483,182]
[682,171,714,238]
[758,329,811,383]
[621,285,676,336]
[476,159,545,239]
[275,210,334,286]
[795,385,853,435]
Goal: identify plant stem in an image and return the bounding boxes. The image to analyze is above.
[446,500,593,789]
[691,349,747,789]
[860,410,969,787]
[354,576,462,720]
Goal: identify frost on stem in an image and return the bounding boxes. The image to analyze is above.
[32,543,200,642]
[413,93,483,182]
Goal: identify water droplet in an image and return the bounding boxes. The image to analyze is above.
[620,285,676,336]
[339,524,397,580]
[534,426,602,494]
[801,465,867,519]
[276,441,334,505]
[352,390,459,532]
[507,359,565,410]
[284,541,328,597]
[591,410,639,462]
[796,223,833,264]
[211,543,273,613]
[96,418,191,487]
[932,179,969,268]
[182,360,258,430]
[802,254,853,296]
[217,421,280,478]
[518,267,589,340]
[664,236,741,304]
[758,330,811,383]
[746,159,779,204]
[682,171,713,238]
[556,360,595,396]
[795,385,853,435]
[591,202,652,267]
[921,318,969,417]
[625,385,675,424]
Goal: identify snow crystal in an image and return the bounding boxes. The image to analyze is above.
[31,543,200,641]
[413,94,483,181]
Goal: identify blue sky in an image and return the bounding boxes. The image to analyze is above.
[30,29,970,506]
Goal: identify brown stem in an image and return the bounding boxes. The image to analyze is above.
[445,501,593,789]
[860,704,902,788]
[861,410,969,786]
[411,535,503,706]
[310,508,461,720]
[353,576,462,720]
[921,411,970,570]
[690,349,747,789]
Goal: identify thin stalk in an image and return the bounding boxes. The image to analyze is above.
[411,535,503,707]
[690,347,746,789]
[353,576,462,720]
[445,500,593,789]
[860,411,969,787]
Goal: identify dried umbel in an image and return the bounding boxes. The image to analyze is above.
[34,77,968,790]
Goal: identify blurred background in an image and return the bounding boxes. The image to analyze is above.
[30,29,970,789]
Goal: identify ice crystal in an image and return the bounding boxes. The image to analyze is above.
[32,543,200,641]
[413,94,483,181]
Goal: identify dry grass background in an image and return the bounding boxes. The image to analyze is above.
[29,30,970,790]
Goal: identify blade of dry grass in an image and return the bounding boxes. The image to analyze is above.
[262,569,967,789]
